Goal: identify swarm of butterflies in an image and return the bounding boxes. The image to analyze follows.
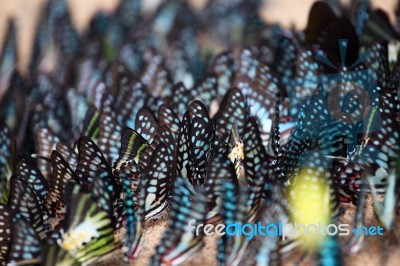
[1,0,400,265]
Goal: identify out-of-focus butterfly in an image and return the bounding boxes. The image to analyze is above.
[33,127,61,181]
[158,104,181,139]
[165,75,217,118]
[188,101,214,185]
[98,94,122,166]
[120,169,144,262]
[115,80,148,130]
[140,53,173,98]
[6,215,42,266]
[233,49,278,148]
[213,51,235,101]
[0,204,11,266]
[58,183,116,263]
[213,88,247,144]
[8,161,49,236]
[44,151,80,223]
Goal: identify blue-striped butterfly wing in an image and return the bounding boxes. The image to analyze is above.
[151,177,208,266]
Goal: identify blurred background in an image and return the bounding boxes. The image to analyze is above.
[0,0,396,75]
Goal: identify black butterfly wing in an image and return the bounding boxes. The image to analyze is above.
[138,143,173,221]
[6,216,42,265]
[204,153,239,220]
[158,104,181,139]
[243,117,270,189]
[120,171,144,261]
[59,184,115,263]
[138,125,176,174]
[34,127,60,181]
[8,176,47,236]
[15,160,49,205]
[189,117,213,185]
[213,51,235,100]
[44,151,79,220]
[55,142,78,170]
[0,204,11,265]
[150,177,208,266]
[135,107,159,143]
[113,127,149,174]
[81,104,100,143]
[115,80,148,129]
[0,124,14,204]
[176,112,194,184]
[213,88,247,143]
[75,137,122,228]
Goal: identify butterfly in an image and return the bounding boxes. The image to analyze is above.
[213,88,247,144]
[120,169,144,261]
[115,80,148,129]
[0,204,11,266]
[98,94,122,166]
[0,124,14,204]
[213,51,235,101]
[80,105,100,143]
[33,127,61,181]
[150,177,208,266]
[75,136,123,229]
[135,106,159,143]
[188,101,214,185]
[44,151,80,222]
[6,215,42,265]
[233,50,278,147]
[204,152,239,222]
[57,183,115,263]
[137,143,174,221]
[158,104,181,140]
[140,53,173,98]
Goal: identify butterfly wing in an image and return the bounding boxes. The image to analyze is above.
[6,216,42,265]
[59,184,115,263]
[151,177,208,266]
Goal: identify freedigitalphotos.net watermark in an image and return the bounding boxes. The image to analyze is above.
[188,220,384,241]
